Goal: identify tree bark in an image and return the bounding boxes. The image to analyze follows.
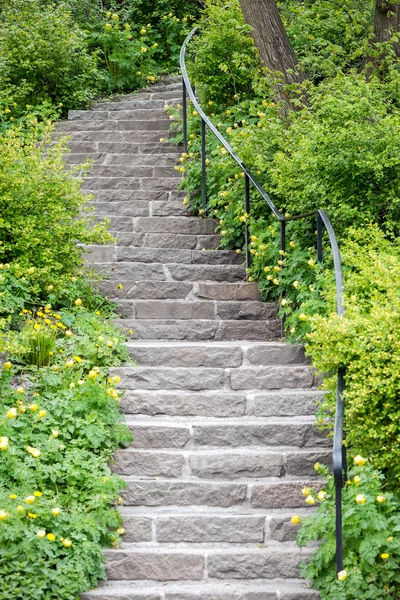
[373,0,400,56]
[238,0,303,84]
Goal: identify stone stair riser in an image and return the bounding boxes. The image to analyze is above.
[94,263,246,282]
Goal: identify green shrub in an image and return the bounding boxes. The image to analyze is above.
[0,124,112,296]
[306,225,400,484]
[0,0,99,114]
[295,460,400,599]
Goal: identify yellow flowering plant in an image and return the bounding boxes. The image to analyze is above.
[296,461,400,599]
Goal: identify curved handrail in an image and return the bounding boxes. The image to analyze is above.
[180,24,346,574]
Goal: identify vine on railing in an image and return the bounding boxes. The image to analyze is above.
[180,25,347,574]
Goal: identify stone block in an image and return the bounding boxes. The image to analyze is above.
[144,233,197,249]
[81,177,141,191]
[250,481,321,509]
[114,366,225,390]
[122,516,152,542]
[253,391,324,417]
[95,202,150,217]
[90,165,153,178]
[195,282,260,301]
[192,423,321,448]
[285,451,331,476]
[128,344,243,368]
[156,515,265,543]
[117,119,171,131]
[116,247,191,264]
[166,590,277,600]
[269,517,298,542]
[104,550,204,581]
[152,201,190,217]
[167,264,246,283]
[230,367,314,390]
[113,449,184,477]
[121,391,246,417]
[94,262,165,280]
[128,424,191,448]
[119,319,219,340]
[215,321,281,341]
[123,480,247,507]
[191,250,242,265]
[134,217,216,235]
[189,451,283,479]
[207,550,301,579]
[246,344,307,366]
[216,302,276,321]
[123,281,192,299]
[135,300,215,320]
[141,177,182,191]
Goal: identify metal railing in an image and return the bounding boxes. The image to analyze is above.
[180,25,347,574]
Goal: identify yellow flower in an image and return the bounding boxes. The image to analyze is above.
[17,386,25,394]
[118,284,123,290]
[317,491,327,501]
[107,341,113,348]
[28,404,38,412]
[6,407,17,419]
[299,313,307,322]
[264,266,270,273]
[47,533,56,541]
[9,494,17,499]
[116,527,125,534]
[221,230,227,236]
[52,507,61,517]
[38,410,47,419]
[338,570,347,581]
[16,505,24,513]
[376,495,386,503]
[293,281,299,289]
[28,512,37,518]
[33,491,42,497]
[381,553,389,560]
[0,437,9,451]
[356,494,366,504]
[236,249,242,255]
[62,538,72,547]
[387,536,394,542]
[25,496,35,504]
[88,370,98,379]
[307,259,315,267]
[141,47,147,53]
[281,299,287,306]
[0,510,7,521]
[273,278,279,285]
[3,361,12,370]
[74,299,82,307]
[65,330,73,337]
[305,495,315,505]
[140,27,146,34]
[248,276,253,282]
[36,530,46,539]
[291,516,301,525]
[52,430,59,438]
[111,13,119,20]
[65,360,74,368]
[125,23,131,30]
[73,356,82,363]
[77,380,84,386]
[354,455,366,466]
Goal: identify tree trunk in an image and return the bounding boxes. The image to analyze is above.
[238,0,303,84]
[373,0,400,56]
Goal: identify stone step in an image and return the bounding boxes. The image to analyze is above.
[141,82,182,93]
[116,507,312,544]
[92,98,166,110]
[118,341,302,368]
[111,232,221,249]
[112,365,313,391]
[69,109,168,121]
[120,389,324,418]
[87,199,189,217]
[84,246,241,265]
[124,417,327,450]
[115,299,274,320]
[67,154,181,168]
[133,217,217,235]
[121,477,322,509]
[79,165,180,179]
[102,545,314,583]
[67,142,180,155]
[60,131,173,143]
[59,119,171,132]
[117,319,281,341]
[81,580,319,599]
[112,448,329,478]
[82,176,180,192]
[94,263,246,282]
[89,190,184,203]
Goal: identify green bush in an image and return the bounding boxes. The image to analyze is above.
[295,460,400,599]
[0,124,112,296]
[0,0,99,115]
[306,225,400,484]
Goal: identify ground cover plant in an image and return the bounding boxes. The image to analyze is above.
[0,115,132,598]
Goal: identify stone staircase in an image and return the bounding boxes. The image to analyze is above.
[58,77,325,600]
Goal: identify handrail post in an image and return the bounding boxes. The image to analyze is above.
[280,220,286,337]
[244,173,251,272]
[182,78,188,153]
[201,119,207,210]
[317,213,323,263]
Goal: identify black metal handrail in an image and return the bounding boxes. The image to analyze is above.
[180,25,346,574]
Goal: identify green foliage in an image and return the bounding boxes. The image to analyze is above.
[306,225,400,484]
[0,286,132,599]
[89,13,159,92]
[0,124,112,296]
[0,0,99,117]
[187,0,261,106]
[295,460,400,599]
